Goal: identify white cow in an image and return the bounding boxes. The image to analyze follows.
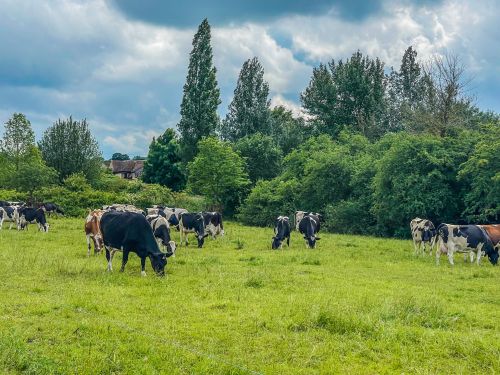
[410,218,437,256]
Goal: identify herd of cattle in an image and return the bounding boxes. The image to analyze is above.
[1,200,499,274]
[410,218,499,266]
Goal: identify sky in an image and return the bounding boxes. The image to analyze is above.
[1,0,499,158]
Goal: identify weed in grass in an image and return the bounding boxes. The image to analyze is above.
[244,277,264,288]
[234,238,245,250]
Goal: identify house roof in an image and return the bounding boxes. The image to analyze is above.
[110,160,144,173]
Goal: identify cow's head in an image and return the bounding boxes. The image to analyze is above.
[486,249,499,265]
[166,241,176,257]
[422,227,435,242]
[304,235,320,249]
[197,233,209,248]
[168,214,179,228]
[271,236,282,250]
[150,253,167,276]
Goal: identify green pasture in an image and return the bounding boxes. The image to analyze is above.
[0,217,498,374]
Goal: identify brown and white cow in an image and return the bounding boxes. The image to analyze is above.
[410,218,437,256]
[85,210,105,256]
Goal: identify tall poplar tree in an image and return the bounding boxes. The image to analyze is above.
[219,57,270,141]
[178,18,221,163]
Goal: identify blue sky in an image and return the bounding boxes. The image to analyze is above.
[1,0,499,158]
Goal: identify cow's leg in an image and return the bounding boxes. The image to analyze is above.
[120,251,129,272]
[106,248,115,271]
[447,245,455,266]
[476,246,482,265]
[287,236,290,248]
[86,234,91,257]
[413,239,419,256]
[179,230,183,247]
[140,257,146,277]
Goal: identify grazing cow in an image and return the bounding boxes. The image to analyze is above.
[480,225,500,251]
[85,210,105,256]
[436,224,498,265]
[0,206,20,230]
[146,215,176,256]
[179,212,208,248]
[163,207,187,230]
[272,216,291,249]
[202,211,224,239]
[410,218,437,256]
[298,214,321,249]
[41,202,64,216]
[19,207,49,232]
[100,211,171,276]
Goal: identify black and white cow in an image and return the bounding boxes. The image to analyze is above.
[0,200,9,207]
[298,214,321,249]
[19,207,49,232]
[436,224,499,266]
[179,212,208,248]
[272,216,291,249]
[146,215,176,256]
[202,211,224,239]
[147,207,180,228]
[103,204,145,215]
[410,217,437,256]
[41,202,64,216]
[0,206,20,230]
[100,210,171,276]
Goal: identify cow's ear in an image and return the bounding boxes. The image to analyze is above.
[203,233,209,238]
[316,237,321,240]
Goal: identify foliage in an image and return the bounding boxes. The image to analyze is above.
[142,129,186,191]
[269,106,309,155]
[219,57,270,141]
[233,133,282,184]
[237,178,300,226]
[111,153,130,160]
[458,124,500,222]
[178,19,221,163]
[38,116,102,183]
[188,137,250,214]
[0,113,35,170]
[301,51,386,139]
[9,147,58,198]
[372,133,461,237]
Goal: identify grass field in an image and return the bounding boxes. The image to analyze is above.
[0,217,499,374]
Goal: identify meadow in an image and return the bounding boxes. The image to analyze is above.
[0,217,499,374]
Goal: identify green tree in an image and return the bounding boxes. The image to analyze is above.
[142,129,186,191]
[0,113,35,170]
[301,51,386,139]
[10,146,57,200]
[187,137,249,214]
[372,133,461,237]
[219,57,270,141]
[269,106,308,155]
[38,116,102,183]
[458,125,500,222]
[233,133,282,184]
[111,153,130,160]
[178,18,221,163]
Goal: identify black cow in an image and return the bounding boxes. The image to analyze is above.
[100,211,171,276]
[272,216,291,249]
[202,211,224,238]
[19,207,48,232]
[41,202,64,216]
[436,224,499,266]
[179,212,208,248]
[298,214,321,249]
[146,215,176,256]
